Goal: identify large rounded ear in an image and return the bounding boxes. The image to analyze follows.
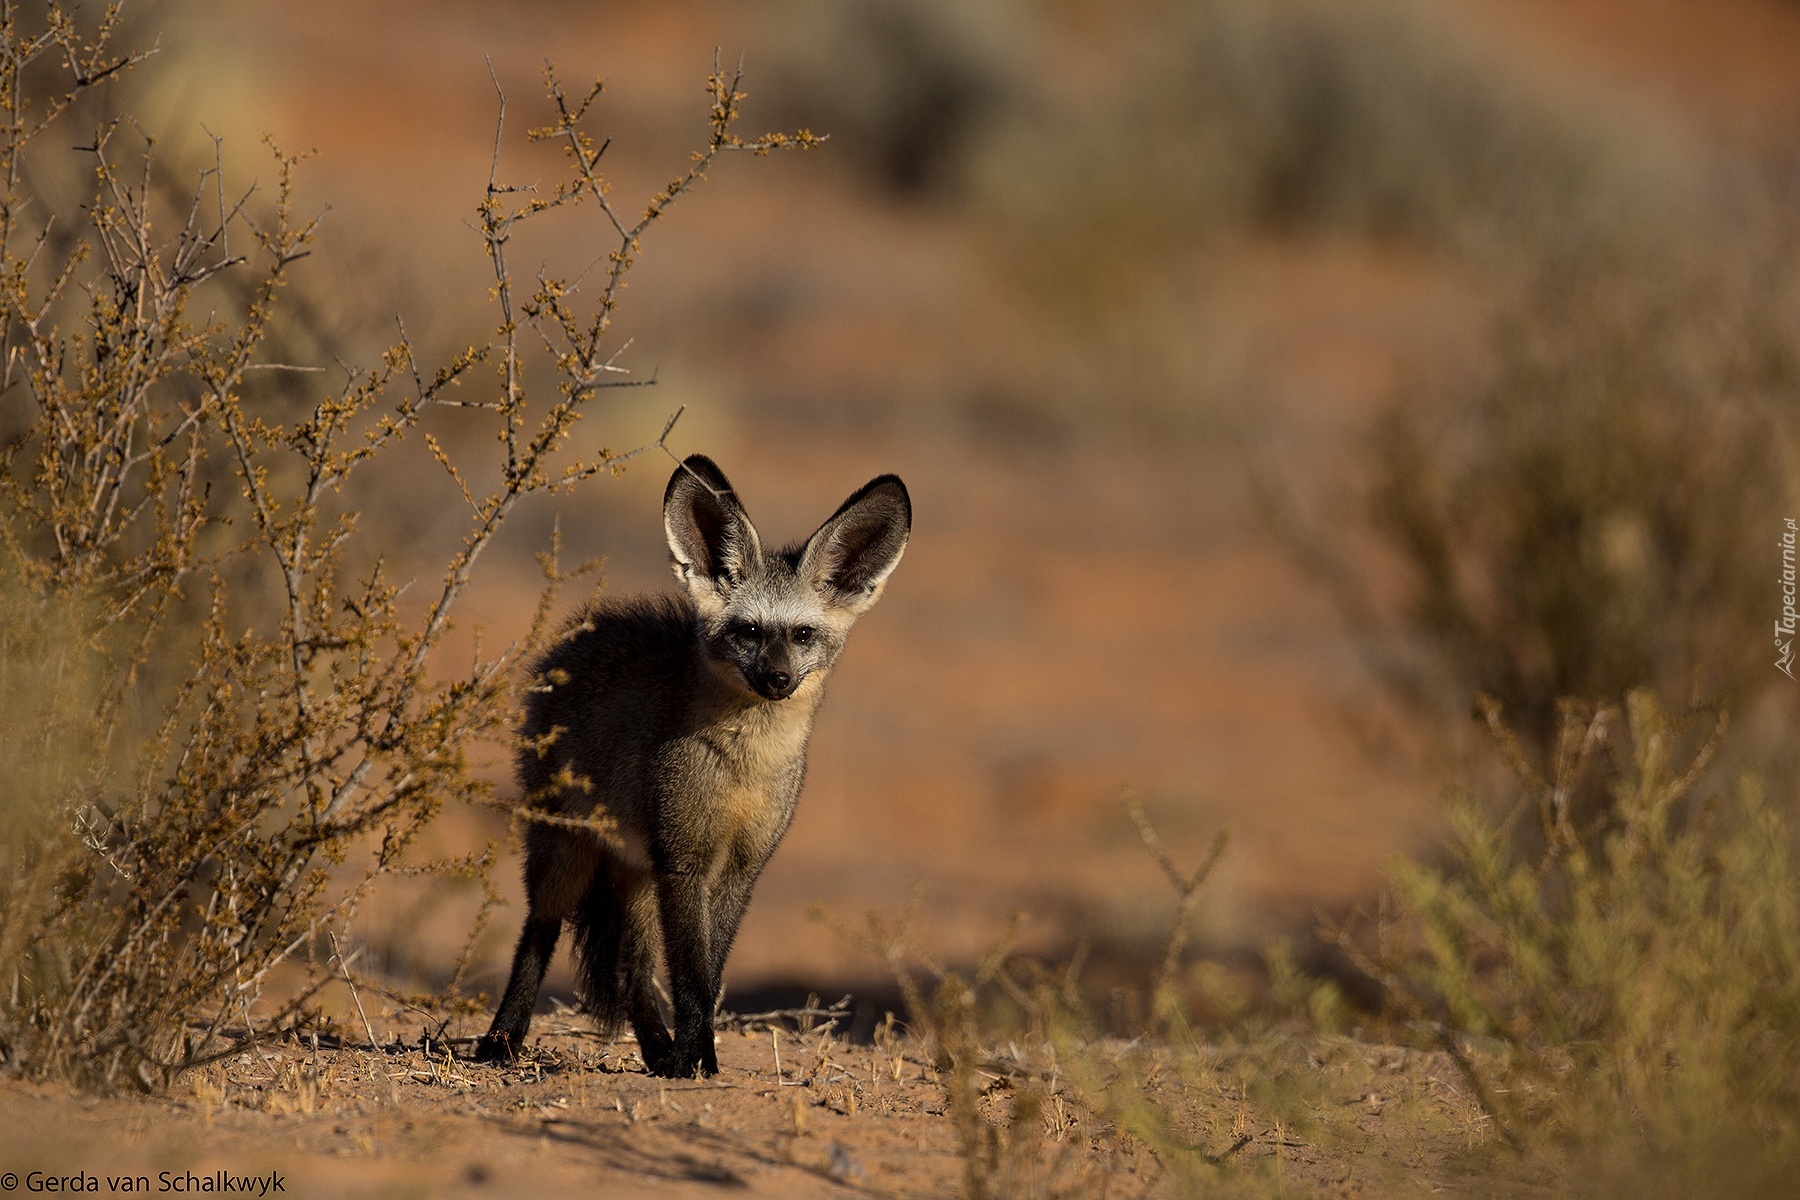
[799,475,911,614]
[664,455,763,601]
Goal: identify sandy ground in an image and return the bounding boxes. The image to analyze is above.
[0,1016,1513,1199]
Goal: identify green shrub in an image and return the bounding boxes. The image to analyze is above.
[1354,690,1800,1195]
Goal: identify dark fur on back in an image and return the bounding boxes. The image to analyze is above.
[516,594,699,803]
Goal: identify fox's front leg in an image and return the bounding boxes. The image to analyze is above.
[704,854,764,1009]
[653,867,719,1078]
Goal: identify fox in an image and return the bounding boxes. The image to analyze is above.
[474,454,911,1077]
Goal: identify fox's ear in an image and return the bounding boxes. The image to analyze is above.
[799,474,910,614]
[664,455,763,600]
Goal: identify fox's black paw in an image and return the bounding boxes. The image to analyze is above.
[645,1047,716,1078]
[653,1031,718,1078]
[648,1056,717,1079]
[473,1032,521,1063]
[632,1023,678,1076]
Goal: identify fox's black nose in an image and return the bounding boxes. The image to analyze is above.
[753,669,798,700]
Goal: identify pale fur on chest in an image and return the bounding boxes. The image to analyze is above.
[664,672,825,867]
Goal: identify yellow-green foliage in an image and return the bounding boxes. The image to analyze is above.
[1375,691,1800,1194]
[0,4,813,1090]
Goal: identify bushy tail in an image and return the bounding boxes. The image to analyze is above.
[571,874,631,1034]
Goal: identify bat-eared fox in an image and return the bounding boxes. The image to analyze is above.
[476,454,911,1077]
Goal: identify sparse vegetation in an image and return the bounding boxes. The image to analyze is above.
[948,0,1691,429]
[1187,0,1800,747]
[820,692,1800,1198]
[772,0,1022,198]
[0,2,814,1089]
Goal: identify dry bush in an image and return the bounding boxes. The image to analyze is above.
[0,3,815,1089]
[768,0,1025,199]
[1333,690,1800,1195]
[1305,242,1800,748]
[979,0,1667,256]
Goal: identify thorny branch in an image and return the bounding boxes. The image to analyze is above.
[0,15,815,1090]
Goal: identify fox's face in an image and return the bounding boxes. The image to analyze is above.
[664,455,911,702]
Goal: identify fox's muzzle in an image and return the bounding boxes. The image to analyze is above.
[747,641,804,701]
[751,668,800,701]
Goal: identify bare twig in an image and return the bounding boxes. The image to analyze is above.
[330,934,380,1052]
[1122,790,1229,1011]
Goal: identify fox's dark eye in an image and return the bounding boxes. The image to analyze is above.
[731,620,761,641]
[792,626,814,645]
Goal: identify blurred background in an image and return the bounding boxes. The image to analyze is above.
[118,0,1800,1018]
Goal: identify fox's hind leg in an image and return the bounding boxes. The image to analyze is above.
[476,827,597,1062]
[577,854,674,1072]
[614,866,676,1073]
